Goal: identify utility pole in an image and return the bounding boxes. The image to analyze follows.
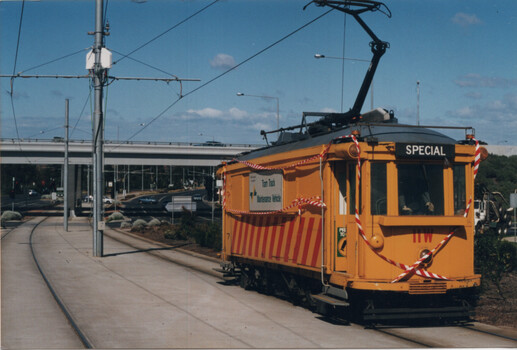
[417,81,420,126]
[91,0,106,257]
[64,99,69,232]
[211,167,215,223]
[1,0,200,257]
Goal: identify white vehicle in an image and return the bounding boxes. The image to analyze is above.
[474,199,486,227]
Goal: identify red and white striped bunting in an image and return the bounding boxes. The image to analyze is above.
[225,196,326,216]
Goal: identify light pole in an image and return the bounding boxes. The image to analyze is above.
[314,54,373,111]
[237,92,280,129]
[416,80,420,126]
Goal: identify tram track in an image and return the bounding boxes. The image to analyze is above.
[29,218,323,348]
[460,323,517,342]
[367,322,517,348]
[28,217,93,349]
[102,227,324,347]
[369,327,436,348]
[106,228,517,347]
[24,218,517,348]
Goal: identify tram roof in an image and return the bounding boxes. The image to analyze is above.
[238,123,457,161]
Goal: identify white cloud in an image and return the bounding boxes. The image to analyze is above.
[209,53,236,70]
[447,93,517,144]
[465,91,483,100]
[454,73,516,88]
[320,107,338,113]
[451,12,482,27]
[228,107,248,119]
[187,107,223,119]
[181,107,250,121]
[251,122,271,131]
[455,106,475,117]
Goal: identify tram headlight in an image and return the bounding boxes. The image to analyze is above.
[479,146,488,161]
[419,249,433,266]
[370,234,384,249]
[334,143,359,159]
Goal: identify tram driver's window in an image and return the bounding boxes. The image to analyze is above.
[453,164,466,215]
[398,164,444,216]
[337,167,347,215]
[371,163,387,215]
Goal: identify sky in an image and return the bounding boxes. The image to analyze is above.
[1,0,516,146]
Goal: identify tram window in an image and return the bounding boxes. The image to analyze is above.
[337,168,347,215]
[398,164,443,216]
[453,164,466,215]
[371,163,387,215]
[349,163,361,214]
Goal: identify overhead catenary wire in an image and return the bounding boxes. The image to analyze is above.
[114,0,220,65]
[9,0,26,144]
[70,87,93,138]
[15,48,91,75]
[123,8,334,144]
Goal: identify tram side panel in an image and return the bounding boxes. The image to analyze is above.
[222,149,331,274]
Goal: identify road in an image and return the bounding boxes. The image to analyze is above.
[0,194,52,212]
[116,189,220,222]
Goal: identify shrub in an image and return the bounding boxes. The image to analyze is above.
[475,229,517,298]
[191,222,222,250]
[164,226,189,241]
[120,221,132,229]
[147,218,161,227]
[131,219,147,231]
[1,211,22,221]
[106,211,124,222]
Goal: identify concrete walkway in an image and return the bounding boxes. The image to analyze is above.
[2,216,516,349]
[1,217,84,349]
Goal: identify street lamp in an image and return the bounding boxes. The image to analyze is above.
[236,92,280,129]
[314,53,374,111]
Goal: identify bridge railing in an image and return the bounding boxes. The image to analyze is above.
[0,138,263,149]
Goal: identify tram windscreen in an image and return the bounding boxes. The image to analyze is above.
[398,164,444,215]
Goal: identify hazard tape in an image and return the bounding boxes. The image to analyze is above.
[221,171,227,210]
[232,144,331,171]
[225,196,326,216]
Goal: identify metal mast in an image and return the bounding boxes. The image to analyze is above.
[92,0,106,257]
[64,99,69,232]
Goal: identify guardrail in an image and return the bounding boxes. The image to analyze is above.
[0,138,263,148]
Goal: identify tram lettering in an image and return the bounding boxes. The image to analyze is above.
[405,145,445,157]
[396,143,454,159]
[412,228,433,243]
[257,195,272,203]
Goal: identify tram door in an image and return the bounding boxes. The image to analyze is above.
[333,162,353,272]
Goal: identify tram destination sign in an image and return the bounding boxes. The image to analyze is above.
[395,143,455,160]
[249,170,283,211]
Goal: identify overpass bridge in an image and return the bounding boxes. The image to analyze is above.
[2,139,516,167]
[0,138,261,166]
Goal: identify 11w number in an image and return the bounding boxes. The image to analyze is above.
[413,228,433,243]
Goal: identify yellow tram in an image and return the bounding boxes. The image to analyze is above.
[216,0,486,321]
